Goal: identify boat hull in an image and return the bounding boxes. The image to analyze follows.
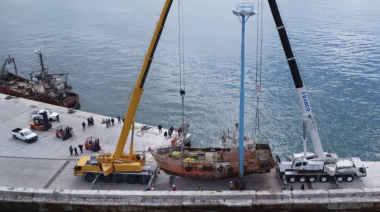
[150,144,275,179]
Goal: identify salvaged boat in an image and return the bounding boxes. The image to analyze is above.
[0,51,79,107]
[149,2,275,180]
[149,123,275,179]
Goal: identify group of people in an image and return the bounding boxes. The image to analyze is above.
[105,118,115,128]
[69,144,84,156]
[159,125,183,140]
[87,117,94,126]
[82,117,94,131]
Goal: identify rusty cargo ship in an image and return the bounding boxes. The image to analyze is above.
[0,51,79,108]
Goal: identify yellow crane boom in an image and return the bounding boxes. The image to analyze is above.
[74,0,174,177]
[115,0,174,158]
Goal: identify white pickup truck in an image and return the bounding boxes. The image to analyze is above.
[11,128,38,143]
[30,109,59,121]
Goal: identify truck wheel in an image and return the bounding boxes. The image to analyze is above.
[346,176,354,182]
[308,176,316,183]
[126,175,136,184]
[298,176,306,183]
[115,175,123,183]
[49,118,54,122]
[320,176,328,183]
[337,176,344,182]
[13,135,17,139]
[287,176,296,183]
[102,175,112,183]
[84,173,95,182]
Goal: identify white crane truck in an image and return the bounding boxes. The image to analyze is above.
[268,0,367,184]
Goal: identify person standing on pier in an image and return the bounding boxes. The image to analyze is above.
[78,144,83,153]
[87,118,91,127]
[82,122,86,131]
[118,116,121,124]
[168,126,174,137]
[164,131,168,139]
[74,147,79,156]
[56,115,60,123]
[158,125,162,133]
[111,118,115,126]
[90,117,94,125]
[69,146,73,156]
[229,181,235,190]
[301,184,305,190]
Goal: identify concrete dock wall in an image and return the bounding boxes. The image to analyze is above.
[1,187,380,212]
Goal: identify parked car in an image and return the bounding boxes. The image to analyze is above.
[30,109,59,121]
[11,128,38,143]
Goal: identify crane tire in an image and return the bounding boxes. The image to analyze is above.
[320,176,328,183]
[208,166,214,172]
[126,175,137,184]
[346,176,354,182]
[287,176,296,183]
[84,173,95,182]
[337,176,344,182]
[102,175,112,183]
[298,176,306,183]
[308,176,316,183]
[13,135,17,139]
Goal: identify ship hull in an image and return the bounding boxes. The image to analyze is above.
[149,144,275,179]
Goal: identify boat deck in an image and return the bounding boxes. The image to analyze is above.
[0,93,380,192]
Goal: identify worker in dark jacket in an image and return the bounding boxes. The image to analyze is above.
[69,146,73,156]
[82,122,86,131]
[78,144,83,153]
[74,147,79,156]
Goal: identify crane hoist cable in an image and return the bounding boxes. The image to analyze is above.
[254,0,264,141]
[178,0,186,125]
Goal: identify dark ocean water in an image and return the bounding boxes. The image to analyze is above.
[1,0,380,161]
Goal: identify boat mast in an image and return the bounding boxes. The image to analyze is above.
[267,0,324,158]
[35,50,47,79]
[232,3,256,190]
[8,56,17,76]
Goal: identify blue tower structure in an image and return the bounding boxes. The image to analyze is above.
[232,3,256,190]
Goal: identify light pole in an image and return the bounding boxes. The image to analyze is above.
[232,3,256,190]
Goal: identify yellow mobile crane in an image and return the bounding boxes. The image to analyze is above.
[74,0,173,187]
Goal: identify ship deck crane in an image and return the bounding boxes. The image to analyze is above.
[268,0,366,185]
[74,0,174,187]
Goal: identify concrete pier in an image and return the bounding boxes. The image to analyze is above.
[1,93,380,212]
